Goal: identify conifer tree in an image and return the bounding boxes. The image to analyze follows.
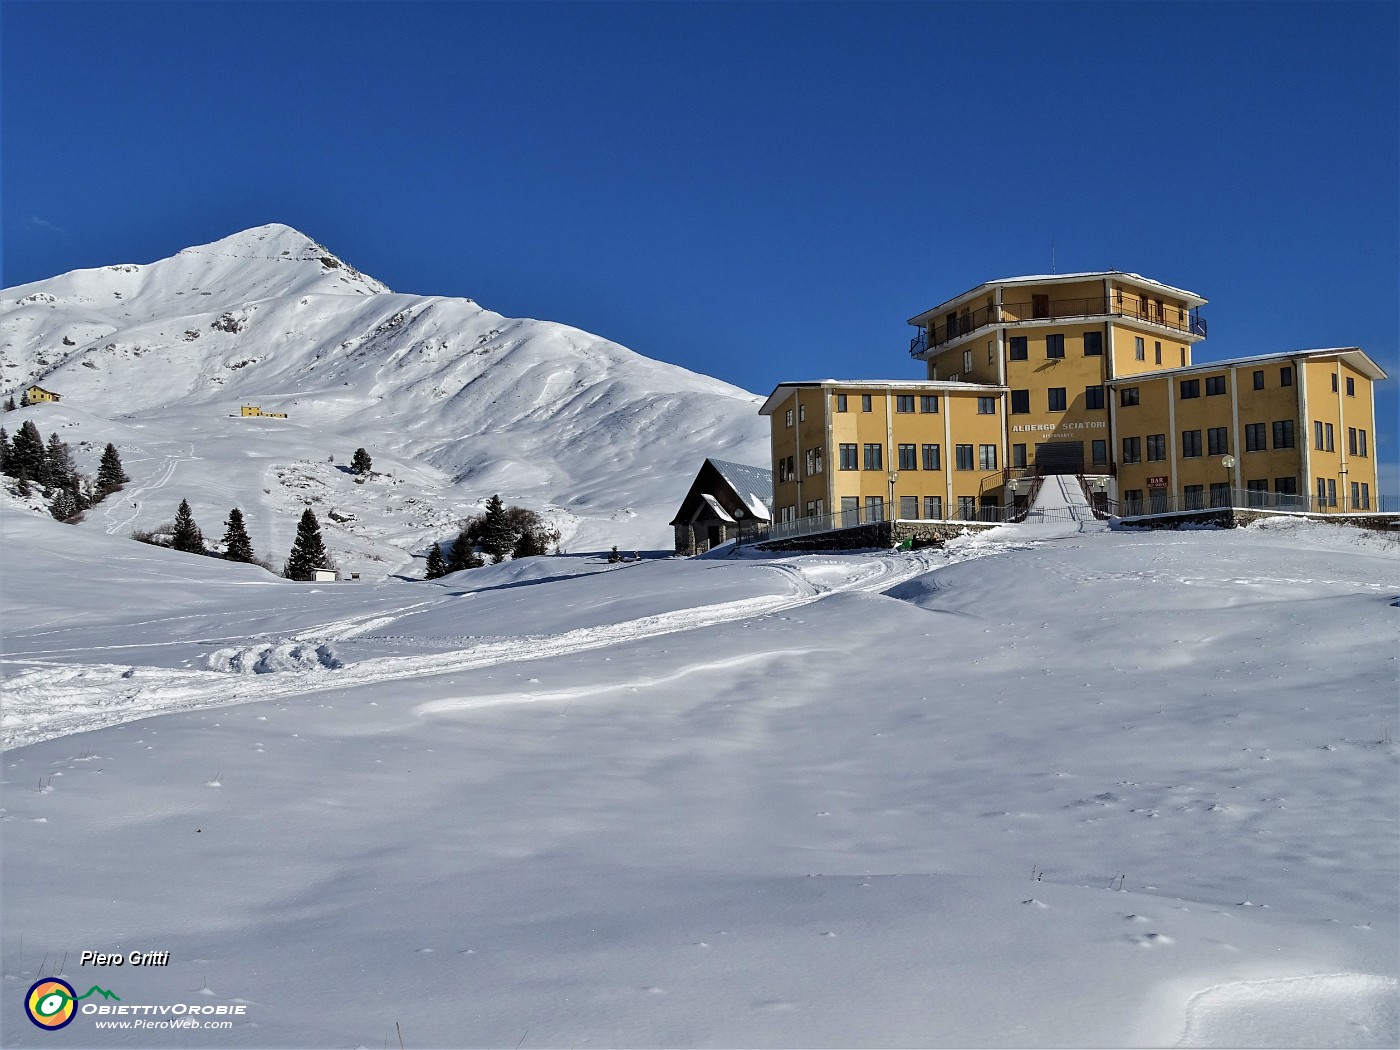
[45,433,75,490]
[424,542,448,579]
[97,443,129,496]
[350,447,373,475]
[479,494,515,564]
[9,421,45,482]
[445,525,485,573]
[15,470,30,498]
[0,427,8,473]
[171,499,205,554]
[49,489,77,521]
[4,396,15,411]
[19,390,31,408]
[284,508,332,580]
[221,508,256,563]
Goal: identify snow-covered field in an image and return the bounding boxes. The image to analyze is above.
[3,507,1397,1048]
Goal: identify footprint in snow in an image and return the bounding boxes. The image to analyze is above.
[1128,933,1174,947]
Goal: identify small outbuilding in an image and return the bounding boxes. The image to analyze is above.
[311,567,338,583]
[670,458,773,555]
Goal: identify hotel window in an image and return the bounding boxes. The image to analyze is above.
[1358,429,1368,456]
[1275,477,1298,497]
[1091,439,1107,465]
[1048,387,1067,411]
[1134,336,1145,361]
[988,342,996,365]
[1314,421,1324,450]
[1331,373,1338,392]
[798,404,805,422]
[924,496,943,519]
[1120,386,1140,407]
[840,496,859,522]
[1085,385,1105,410]
[1206,375,1227,396]
[1146,434,1166,461]
[955,496,977,520]
[861,394,872,412]
[1244,423,1267,452]
[863,443,883,470]
[1083,331,1103,356]
[1180,348,1187,366]
[1325,422,1334,451]
[785,409,793,427]
[1181,430,1203,458]
[1122,489,1144,514]
[1180,378,1200,399]
[1246,479,1270,507]
[1280,366,1293,386]
[1346,376,1355,396]
[896,395,915,413]
[955,444,975,470]
[1122,436,1141,463]
[805,447,824,476]
[778,456,795,482]
[835,394,848,412]
[963,350,974,373]
[1326,478,1337,507]
[1208,427,1229,456]
[1012,443,1027,468]
[1350,482,1362,509]
[899,495,919,520]
[1210,482,1230,508]
[1253,370,1265,390]
[1008,336,1028,361]
[1154,341,1162,365]
[979,444,998,470]
[898,444,918,470]
[977,397,997,414]
[1046,334,1065,359]
[922,443,941,471]
[866,496,885,522]
[1271,420,1294,449]
[1184,485,1205,510]
[1359,483,1371,509]
[1010,390,1030,414]
[920,395,939,413]
[1348,427,1358,455]
[839,443,858,470]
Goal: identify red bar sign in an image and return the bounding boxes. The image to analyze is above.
[1147,475,1169,488]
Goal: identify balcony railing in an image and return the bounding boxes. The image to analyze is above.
[910,297,1207,356]
[1113,488,1396,518]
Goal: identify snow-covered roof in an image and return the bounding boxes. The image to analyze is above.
[1104,347,1387,383]
[699,493,737,524]
[908,271,1207,326]
[760,379,1006,415]
[707,459,772,513]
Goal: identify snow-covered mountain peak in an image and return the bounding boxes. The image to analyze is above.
[172,223,389,295]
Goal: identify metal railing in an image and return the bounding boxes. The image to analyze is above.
[734,498,1098,547]
[909,297,1207,355]
[1113,488,1395,518]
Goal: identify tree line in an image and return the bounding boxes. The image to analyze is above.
[0,420,128,520]
[140,501,334,582]
[424,494,559,579]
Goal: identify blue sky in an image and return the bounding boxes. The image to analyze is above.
[4,2,1397,486]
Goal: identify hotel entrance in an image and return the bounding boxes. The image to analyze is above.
[1034,441,1085,475]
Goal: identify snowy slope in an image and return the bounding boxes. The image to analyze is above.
[0,225,768,561]
[2,512,1397,1048]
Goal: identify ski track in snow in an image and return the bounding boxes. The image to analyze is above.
[102,444,195,536]
[1,544,1000,747]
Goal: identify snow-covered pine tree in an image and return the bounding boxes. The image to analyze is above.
[446,525,485,572]
[8,421,45,483]
[19,390,31,408]
[480,494,515,564]
[350,447,372,475]
[3,396,15,411]
[49,488,77,521]
[221,508,256,563]
[45,433,75,491]
[424,542,447,579]
[97,443,129,496]
[284,508,332,580]
[171,499,205,554]
[0,427,8,473]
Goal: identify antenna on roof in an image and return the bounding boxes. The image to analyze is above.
[1051,240,1057,274]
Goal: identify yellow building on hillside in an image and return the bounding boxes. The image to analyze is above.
[756,271,1385,533]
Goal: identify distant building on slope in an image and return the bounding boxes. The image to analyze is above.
[670,458,773,554]
[23,384,61,404]
[240,404,288,419]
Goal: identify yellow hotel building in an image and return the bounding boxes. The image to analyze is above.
[760,272,1385,525]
